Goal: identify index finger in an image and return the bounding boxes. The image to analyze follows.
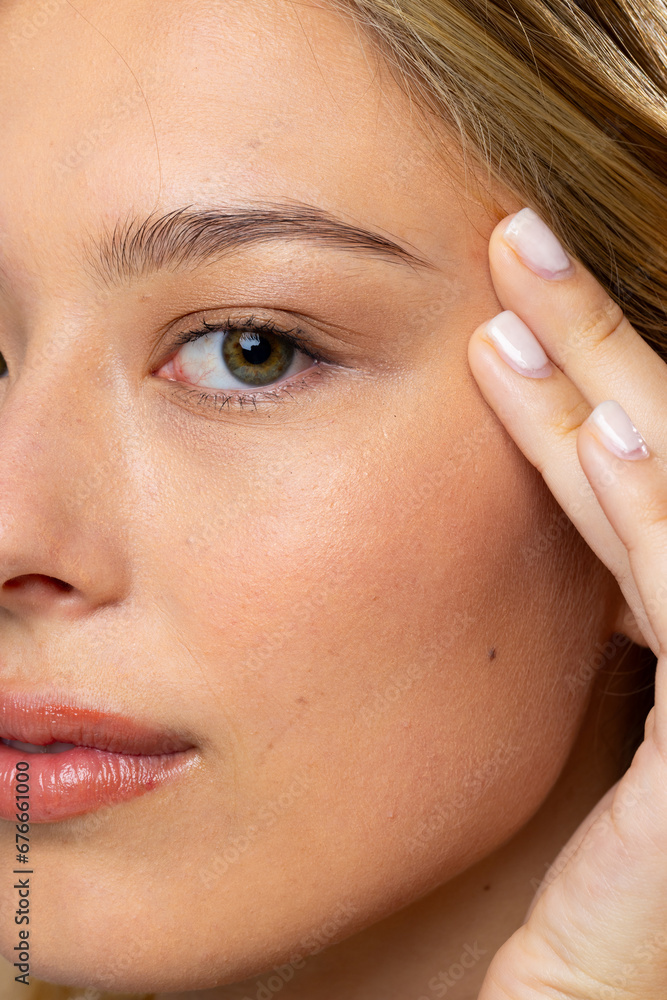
[488,208,667,451]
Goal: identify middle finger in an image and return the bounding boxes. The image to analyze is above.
[487,207,667,452]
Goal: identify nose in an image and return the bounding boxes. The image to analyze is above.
[0,337,132,620]
[2,573,74,612]
[4,574,73,593]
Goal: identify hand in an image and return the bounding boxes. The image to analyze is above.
[468,208,667,1000]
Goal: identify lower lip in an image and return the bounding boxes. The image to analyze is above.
[0,742,196,823]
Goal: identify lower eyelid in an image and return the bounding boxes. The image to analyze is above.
[165,360,334,414]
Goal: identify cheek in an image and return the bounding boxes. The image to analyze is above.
[147,383,602,878]
[45,367,613,984]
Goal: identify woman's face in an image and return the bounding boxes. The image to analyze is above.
[0,0,624,992]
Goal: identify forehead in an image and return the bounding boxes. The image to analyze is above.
[0,0,462,284]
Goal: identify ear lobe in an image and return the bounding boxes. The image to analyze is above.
[612,597,652,649]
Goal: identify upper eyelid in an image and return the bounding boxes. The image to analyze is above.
[170,316,320,358]
[163,311,347,369]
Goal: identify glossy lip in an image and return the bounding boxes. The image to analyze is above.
[0,690,198,823]
[0,691,194,754]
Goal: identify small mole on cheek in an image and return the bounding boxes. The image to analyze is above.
[296,696,308,706]
[487,647,496,660]
[483,883,491,891]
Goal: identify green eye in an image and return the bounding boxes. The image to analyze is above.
[167,319,317,401]
[222,329,295,387]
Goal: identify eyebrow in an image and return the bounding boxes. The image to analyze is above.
[84,202,434,286]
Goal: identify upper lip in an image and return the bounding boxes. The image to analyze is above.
[0,691,194,755]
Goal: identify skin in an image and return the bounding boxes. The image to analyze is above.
[0,0,655,997]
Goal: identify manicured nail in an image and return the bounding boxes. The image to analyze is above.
[503,208,574,280]
[485,311,553,378]
[587,400,650,460]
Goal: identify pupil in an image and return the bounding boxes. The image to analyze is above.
[240,333,272,366]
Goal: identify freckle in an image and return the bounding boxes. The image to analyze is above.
[487,647,496,660]
[483,883,491,891]
[296,696,308,706]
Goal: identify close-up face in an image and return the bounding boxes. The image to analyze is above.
[0,0,628,993]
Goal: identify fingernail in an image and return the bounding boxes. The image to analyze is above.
[587,400,650,460]
[503,208,574,280]
[485,311,553,378]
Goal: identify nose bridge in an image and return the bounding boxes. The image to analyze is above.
[6,324,125,496]
[0,323,133,597]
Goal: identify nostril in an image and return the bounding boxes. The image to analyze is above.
[3,574,74,593]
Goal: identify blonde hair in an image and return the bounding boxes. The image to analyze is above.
[12,0,665,997]
[332,0,667,361]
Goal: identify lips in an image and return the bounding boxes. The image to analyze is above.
[0,694,193,754]
[0,739,78,753]
[0,691,198,823]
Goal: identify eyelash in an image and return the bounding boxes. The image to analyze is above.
[163,314,332,413]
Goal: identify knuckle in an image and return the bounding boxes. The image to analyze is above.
[568,297,627,353]
[638,492,667,529]
[551,397,591,439]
